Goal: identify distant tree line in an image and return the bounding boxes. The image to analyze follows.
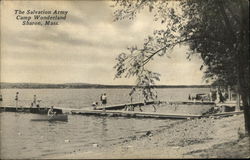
[0,82,210,89]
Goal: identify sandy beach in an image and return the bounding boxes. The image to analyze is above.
[50,113,250,159]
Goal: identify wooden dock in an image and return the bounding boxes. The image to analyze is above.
[0,105,243,120]
[1,101,242,120]
[95,100,215,110]
[215,101,243,112]
[0,106,63,114]
[95,101,157,110]
[203,111,243,118]
[71,109,201,119]
[0,105,202,119]
[216,101,241,107]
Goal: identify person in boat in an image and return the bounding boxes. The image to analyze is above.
[48,106,56,116]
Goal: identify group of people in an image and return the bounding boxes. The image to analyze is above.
[15,92,56,116]
[30,95,41,108]
[30,94,55,116]
[217,89,228,103]
[92,93,108,109]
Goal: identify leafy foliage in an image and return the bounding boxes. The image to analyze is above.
[113,0,249,105]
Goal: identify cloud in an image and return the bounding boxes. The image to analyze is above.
[1,0,205,85]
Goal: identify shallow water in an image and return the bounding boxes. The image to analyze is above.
[0,88,210,158]
[0,112,179,159]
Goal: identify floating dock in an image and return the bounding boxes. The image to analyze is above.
[95,101,157,110]
[95,101,215,110]
[70,109,243,120]
[0,106,63,114]
[71,109,201,119]
[0,105,202,119]
[0,101,242,120]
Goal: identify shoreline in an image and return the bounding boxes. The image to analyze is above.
[49,114,250,159]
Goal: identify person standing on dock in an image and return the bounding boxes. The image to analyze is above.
[101,93,107,105]
[129,87,136,103]
[100,93,107,112]
[209,91,213,102]
[100,94,103,106]
[218,90,224,103]
[36,100,41,108]
[33,95,37,106]
[15,92,19,108]
[31,95,37,108]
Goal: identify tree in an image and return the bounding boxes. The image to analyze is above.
[113,0,250,134]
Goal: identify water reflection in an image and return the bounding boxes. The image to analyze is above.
[101,117,108,145]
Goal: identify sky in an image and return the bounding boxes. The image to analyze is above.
[1,0,205,85]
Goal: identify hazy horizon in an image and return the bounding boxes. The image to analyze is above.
[0,81,210,86]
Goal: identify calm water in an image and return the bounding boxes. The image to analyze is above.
[0,88,209,159]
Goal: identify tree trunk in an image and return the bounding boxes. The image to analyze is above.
[242,93,250,136]
[239,0,250,136]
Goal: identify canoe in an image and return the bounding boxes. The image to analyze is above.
[31,114,68,122]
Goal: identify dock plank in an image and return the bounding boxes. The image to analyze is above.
[95,101,215,110]
[1,105,242,120]
[0,106,63,114]
[95,101,156,110]
[71,109,201,119]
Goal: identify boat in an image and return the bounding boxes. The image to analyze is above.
[31,114,68,122]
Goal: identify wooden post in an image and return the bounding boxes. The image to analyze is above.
[236,86,241,111]
[228,86,231,101]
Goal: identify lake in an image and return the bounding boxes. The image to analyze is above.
[0,88,210,159]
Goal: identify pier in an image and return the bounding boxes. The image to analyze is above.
[70,109,243,119]
[95,101,157,110]
[94,100,215,110]
[0,106,63,114]
[0,101,243,119]
[71,109,201,119]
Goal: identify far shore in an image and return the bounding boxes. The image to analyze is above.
[0,82,211,89]
[48,114,250,159]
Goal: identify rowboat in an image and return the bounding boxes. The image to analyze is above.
[31,114,68,122]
